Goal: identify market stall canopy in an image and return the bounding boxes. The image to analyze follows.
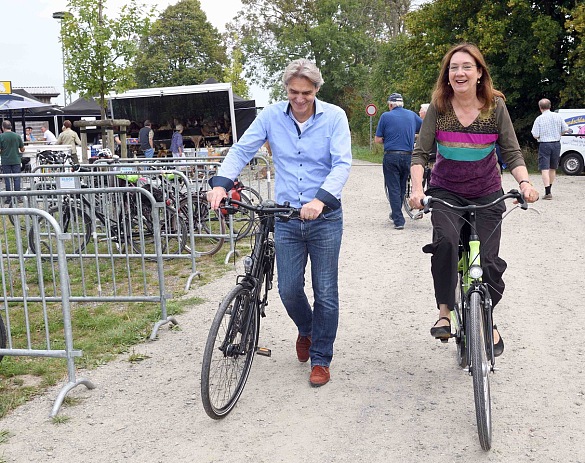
[0,93,54,111]
[61,96,102,116]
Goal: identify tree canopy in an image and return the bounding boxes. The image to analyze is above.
[60,0,151,118]
[133,0,228,88]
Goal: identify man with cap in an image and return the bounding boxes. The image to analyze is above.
[375,93,422,229]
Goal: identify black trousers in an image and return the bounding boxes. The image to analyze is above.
[423,188,507,311]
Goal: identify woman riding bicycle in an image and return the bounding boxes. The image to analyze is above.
[408,43,539,355]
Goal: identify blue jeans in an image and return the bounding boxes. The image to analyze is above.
[143,148,155,158]
[383,153,411,227]
[2,164,21,199]
[274,207,343,367]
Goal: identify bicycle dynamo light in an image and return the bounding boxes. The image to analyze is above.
[243,256,253,274]
[469,264,483,280]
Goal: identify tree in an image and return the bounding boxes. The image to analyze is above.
[60,0,152,119]
[398,0,583,143]
[230,0,411,110]
[223,38,250,99]
[133,0,228,88]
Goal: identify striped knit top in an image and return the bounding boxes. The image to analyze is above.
[412,97,525,199]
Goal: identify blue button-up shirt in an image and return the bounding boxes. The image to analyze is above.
[210,98,352,209]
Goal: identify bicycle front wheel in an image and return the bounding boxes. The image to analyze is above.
[201,284,259,419]
[453,273,467,368]
[469,290,492,450]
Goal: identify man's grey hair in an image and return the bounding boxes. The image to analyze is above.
[390,101,404,108]
[2,120,12,130]
[282,59,324,89]
[538,98,552,110]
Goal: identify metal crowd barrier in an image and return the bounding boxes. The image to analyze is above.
[1,183,175,341]
[0,207,95,417]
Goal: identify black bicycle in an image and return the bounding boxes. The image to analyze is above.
[423,189,528,450]
[200,198,299,419]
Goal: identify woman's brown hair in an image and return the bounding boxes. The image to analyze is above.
[431,43,504,114]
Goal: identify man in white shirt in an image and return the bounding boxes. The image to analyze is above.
[40,124,57,145]
[531,98,571,200]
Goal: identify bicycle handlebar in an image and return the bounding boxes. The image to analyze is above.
[422,189,527,214]
[222,198,301,219]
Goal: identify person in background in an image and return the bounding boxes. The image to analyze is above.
[25,127,35,142]
[375,93,423,230]
[409,43,539,356]
[170,124,184,157]
[531,98,571,200]
[206,59,352,387]
[56,120,82,164]
[139,120,155,158]
[0,120,25,204]
[40,124,57,145]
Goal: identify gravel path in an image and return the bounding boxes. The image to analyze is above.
[1,161,584,463]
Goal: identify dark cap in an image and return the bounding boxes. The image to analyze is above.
[388,93,403,102]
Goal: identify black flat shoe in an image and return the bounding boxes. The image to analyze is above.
[430,316,451,339]
[493,325,504,357]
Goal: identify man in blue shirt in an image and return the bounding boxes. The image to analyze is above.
[375,93,422,229]
[207,59,352,387]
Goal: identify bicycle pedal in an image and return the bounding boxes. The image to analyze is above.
[256,347,271,357]
[440,338,449,344]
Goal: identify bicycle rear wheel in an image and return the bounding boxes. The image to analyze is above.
[227,190,258,241]
[469,290,492,450]
[180,194,225,256]
[28,204,92,256]
[201,284,259,419]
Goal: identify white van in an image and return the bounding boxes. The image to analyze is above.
[557,109,585,175]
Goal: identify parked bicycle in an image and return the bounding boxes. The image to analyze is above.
[401,162,433,220]
[200,198,299,419]
[422,189,528,450]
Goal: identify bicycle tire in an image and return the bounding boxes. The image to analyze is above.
[201,283,259,419]
[0,312,6,363]
[28,204,92,256]
[180,194,225,256]
[453,273,467,368]
[159,207,188,256]
[469,290,492,450]
[402,174,425,220]
[227,191,257,241]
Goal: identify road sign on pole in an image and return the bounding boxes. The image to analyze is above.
[366,104,378,150]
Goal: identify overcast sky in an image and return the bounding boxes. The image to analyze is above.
[1,0,273,105]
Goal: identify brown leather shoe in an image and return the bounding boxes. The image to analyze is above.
[296,335,311,363]
[309,366,330,387]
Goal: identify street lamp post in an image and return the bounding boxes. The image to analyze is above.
[52,11,69,106]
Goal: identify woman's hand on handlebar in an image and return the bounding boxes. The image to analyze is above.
[518,182,539,203]
[408,189,426,210]
[207,186,227,210]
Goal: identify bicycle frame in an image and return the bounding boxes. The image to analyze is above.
[460,211,495,368]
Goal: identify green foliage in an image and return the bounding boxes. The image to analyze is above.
[399,0,583,145]
[224,37,250,98]
[60,0,152,117]
[230,0,408,110]
[133,0,228,88]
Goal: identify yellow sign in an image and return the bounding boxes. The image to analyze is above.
[0,81,12,94]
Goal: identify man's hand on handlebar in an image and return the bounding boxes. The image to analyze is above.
[300,198,325,221]
[207,186,227,210]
